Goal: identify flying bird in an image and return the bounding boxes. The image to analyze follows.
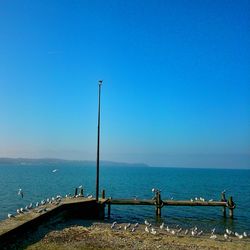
[18,188,24,198]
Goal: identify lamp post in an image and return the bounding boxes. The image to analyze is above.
[96,80,102,201]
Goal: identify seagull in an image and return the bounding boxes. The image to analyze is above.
[190,199,193,202]
[177,228,182,233]
[131,227,136,232]
[211,228,216,234]
[28,203,33,209]
[160,222,164,230]
[145,226,150,233]
[209,199,213,202]
[197,230,203,236]
[52,169,58,173]
[195,197,198,201]
[238,234,243,239]
[144,220,150,226]
[134,223,139,228]
[17,209,20,214]
[79,185,83,189]
[184,229,189,235]
[18,188,24,198]
[243,232,247,237]
[152,188,155,193]
[224,234,229,240]
[151,228,157,235]
[8,213,15,218]
[124,223,131,230]
[111,222,116,229]
[171,230,176,235]
[235,232,240,237]
[36,202,39,207]
[226,229,232,235]
[191,230,196,236]
[166,226,170,232]
[210,234,217,239]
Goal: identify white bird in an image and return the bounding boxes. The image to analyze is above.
[190,199,193,202]
[52,169,58,173]
[144,220,150,226]
[134,223,139,228]
[145,226,150,233]
[211,228,216,234]
[209,199,213,202]
[124,223,131,230]
[87,195,93,199]
[226,229,232,235]
[28,203,33,209]
[197,230,203,236]
[166,226,170,232]
[171,230,176,235]
[191,230,196,236]
[238,235,243,239]
[78,185,83,189]
[152,188,155,193]
[131,227,136,232]
[151,228,157,235]
[210,234,217,239]
[18,188,24,198]
[195,197,198,201]
[36,202,39,207]
[160,222,164,229]
[110,221,117,229]
[20,208,24,213]
[17,209,20,214]
[224,234,229,240]
[8,213,15,218]
[235,232,240,237]
[184,229,189,235]
[177,228,182,233]
[243,232,247,237]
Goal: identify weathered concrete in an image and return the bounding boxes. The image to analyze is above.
[0,197,107,247]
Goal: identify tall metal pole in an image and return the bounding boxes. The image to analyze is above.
[96,80,102,201]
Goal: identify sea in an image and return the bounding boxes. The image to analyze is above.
[0,163,249,234]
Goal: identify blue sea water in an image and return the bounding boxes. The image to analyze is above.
[0,163,249,234]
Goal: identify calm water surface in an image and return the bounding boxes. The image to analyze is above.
[0,164,249,234]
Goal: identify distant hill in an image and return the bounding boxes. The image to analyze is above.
[0,157,149,168]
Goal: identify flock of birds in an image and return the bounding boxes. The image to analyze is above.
[110,220,249,241]
[7,185,93,219]
[5,186,248,242]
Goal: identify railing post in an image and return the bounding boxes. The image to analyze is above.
[156,191,162,217]
[74,188,78,197]
[221,191,226,218]
[228,196,235,219]
[80,188,84,196]
[108,198,111,219]
[102,189,105,199]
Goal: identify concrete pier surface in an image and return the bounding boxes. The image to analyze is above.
[0,197,107,247]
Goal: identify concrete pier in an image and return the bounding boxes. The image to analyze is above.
[0,197,107,247]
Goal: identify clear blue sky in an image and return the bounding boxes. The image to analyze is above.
[0,0,249,168]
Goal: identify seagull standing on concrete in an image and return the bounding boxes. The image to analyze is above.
[8,213,15,218]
